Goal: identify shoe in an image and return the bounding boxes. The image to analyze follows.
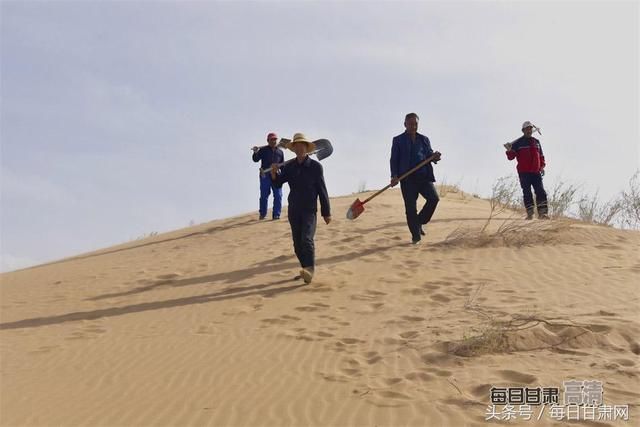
[259,215,266,220]
[525,214,533,220]
[272,216,280,220]
[293,275,302,280]
[411,238,421,245]
[539,214,550,220]
[420,226,426,236]
[300,268,314,284]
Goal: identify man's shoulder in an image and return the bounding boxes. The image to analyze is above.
[513,136,528,146]
[417,132,430,143]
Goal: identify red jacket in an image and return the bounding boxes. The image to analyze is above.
[506,136,546,173]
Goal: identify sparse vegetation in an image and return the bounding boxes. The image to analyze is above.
[481,176,521,232]
[577,192,623,226]
[449,284,592,357]
[619,171,640,229]
[547,180,581,219]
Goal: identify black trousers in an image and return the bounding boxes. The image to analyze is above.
[400,175,439,241]
[518,172,548,217]
[288,210,317,269]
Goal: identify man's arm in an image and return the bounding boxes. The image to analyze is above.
[538,142,546,170]
[390,137,400,186]
[315,163,331,219]
[271,163,287,187]
[252,147,262,162]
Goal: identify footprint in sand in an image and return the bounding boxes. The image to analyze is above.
[294,302,330,312]
[340,337,365,345]
[430,294,451,303]
[30,345,61,355]
[66,323,107,340]
[355,302,385,314]
[405,372,435,382]
[374,390,413,401]
[402,287,429,296]
[366,353,383,365]
[399,331,419,339]
[613,358,635,367]
[498,370,538,384]
[400,315,426,322]
[260,315,301,326]
[424,367,453,377]
[156,273,182,280]
[340,367,362,377]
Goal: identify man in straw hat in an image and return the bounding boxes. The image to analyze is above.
[252,132,285,220]
[390,112,442,244]
[271,133,331,284]
[504,121,549,219]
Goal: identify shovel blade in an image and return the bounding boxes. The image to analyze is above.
[346,198,365,220]
[313,139,333,161]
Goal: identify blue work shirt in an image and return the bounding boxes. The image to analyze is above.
[252,146,285,170]
[272,156,331,217]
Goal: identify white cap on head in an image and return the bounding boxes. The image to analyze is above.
[522,121,534,130]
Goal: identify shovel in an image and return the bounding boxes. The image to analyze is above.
[260,139,333,175]
[346,153,439,220]
[250,138,290,152]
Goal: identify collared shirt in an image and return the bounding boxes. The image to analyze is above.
[252,146,285,169]
[273,156,331,217]
[409,136,429,176]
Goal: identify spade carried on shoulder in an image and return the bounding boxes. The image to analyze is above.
[260,139,333,175]
[346,153,439,220]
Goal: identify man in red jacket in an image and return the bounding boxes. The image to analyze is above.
[504,121,549,219]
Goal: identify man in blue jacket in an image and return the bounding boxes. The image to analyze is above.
[252,132,285,220]
[272,133,331,284]
[390,113,442,244]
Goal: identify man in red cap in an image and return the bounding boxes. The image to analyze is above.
[252,132,285,220]
[504,121,549,219]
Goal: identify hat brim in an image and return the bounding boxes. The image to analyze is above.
[286,140,316,153]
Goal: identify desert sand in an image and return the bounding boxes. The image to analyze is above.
[1,188,639,426]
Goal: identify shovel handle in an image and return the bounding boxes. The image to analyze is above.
[361,154,438,205]
[260,147,323,174]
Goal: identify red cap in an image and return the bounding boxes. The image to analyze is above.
[267,132,278,141]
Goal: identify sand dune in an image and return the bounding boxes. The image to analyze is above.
[1,189,639,426]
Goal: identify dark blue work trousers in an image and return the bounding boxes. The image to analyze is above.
[518,172,548,217]
[288,210,317,269]
[400,175,439,241]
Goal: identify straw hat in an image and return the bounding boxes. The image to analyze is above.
[285,133,316,152]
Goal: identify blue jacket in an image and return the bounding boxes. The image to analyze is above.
[390,132,436,182]
[252,146,285,170]
[273,156,331,217]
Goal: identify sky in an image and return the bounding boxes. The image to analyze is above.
[1,1,638,272]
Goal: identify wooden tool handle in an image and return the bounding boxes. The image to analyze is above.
[361,154,438,205]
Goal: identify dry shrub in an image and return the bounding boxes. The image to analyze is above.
[548,180,580,219]
[481,176,521,232]
[577,192,623,226]
[620,171,640,229]
[448,285,594,357]
[441,219,569,249]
